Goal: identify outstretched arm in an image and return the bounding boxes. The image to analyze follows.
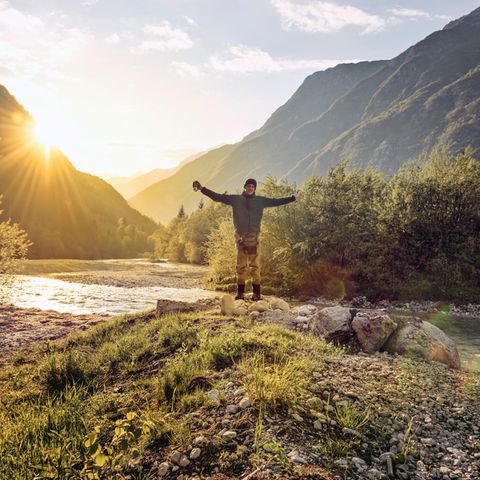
[193,180,232,205]
[262,194,297,208]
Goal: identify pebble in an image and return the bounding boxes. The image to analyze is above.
[291,413,304,422]
[190,448,201,460]
[222,430,237,440]
[193,435,206,446]
[234,387,245,397]
[287,450,308,464]
[239,397,251,409]
[207,389,220,402]
[226,404,239,414]
[157,462,170,476]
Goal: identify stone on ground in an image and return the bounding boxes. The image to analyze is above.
[383,317,461,369]
[220,294,235,315]
[351,310,397,353]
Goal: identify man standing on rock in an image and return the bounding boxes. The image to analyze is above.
[193,178,300,301]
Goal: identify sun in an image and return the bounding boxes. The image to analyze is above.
[33,120,56,149]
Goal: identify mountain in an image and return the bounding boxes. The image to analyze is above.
[0,86,157,259]
[107,151,204,199]
[130,7,480,225]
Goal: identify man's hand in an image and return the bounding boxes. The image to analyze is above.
[293,191,303,201]
[193,180,202,192]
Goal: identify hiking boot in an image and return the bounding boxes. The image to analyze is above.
[235,284,245,300]
[251,284,261,301]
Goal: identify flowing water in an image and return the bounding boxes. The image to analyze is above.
[2,275,216,315]
[2,260,479,370]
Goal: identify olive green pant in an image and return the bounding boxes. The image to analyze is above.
[235,233,260,285]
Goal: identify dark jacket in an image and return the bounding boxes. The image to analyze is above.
[201,187,295,233]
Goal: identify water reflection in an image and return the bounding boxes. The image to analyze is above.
[2,276,216,315]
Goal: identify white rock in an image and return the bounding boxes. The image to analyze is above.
[247,300,270,313]
[190,448,201,460]
[269,297,290,312]
[222,430,237,440]
[288,450,308,464]
[239,397,251,409]
[220,294,235,315]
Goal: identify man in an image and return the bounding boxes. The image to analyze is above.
[193,178,300,301]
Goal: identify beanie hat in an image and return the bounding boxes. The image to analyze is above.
[244,178,257,188]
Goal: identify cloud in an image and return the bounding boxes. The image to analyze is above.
[170,61,205,78]
[137,21,194,52]
[271,0,386,34]
[105,33,120,44]
[209,44,357,74]
[389,8,450,22]
[0,1,91,80]
[183,15,197,26]
[82,0,100,6]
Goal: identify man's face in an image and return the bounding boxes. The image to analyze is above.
[244,183,256,195]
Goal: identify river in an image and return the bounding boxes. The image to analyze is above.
[2,259,479,370]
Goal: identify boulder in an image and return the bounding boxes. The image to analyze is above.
[269,297,290,312]
[232,307,247,316]
[383,317,461,369]
[247,300,270,313]
[220,294,235,315]
[309,306,355,345]
[351,310,397,353]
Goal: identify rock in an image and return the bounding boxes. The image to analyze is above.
[190,448,201,460]
[351,456,368,471]
[238,397,251,409]
[234,387,245,397]
[383,317,461,369]
[220,295,235,315]
[269,297,290,312]
[171,451,182,464]
[178,455,190,468]
[351,311,397,353]
[288,450,308,464]
[193,435,207,446]
[313,419,323,430]
[291,413,304,422]
[366,468,384,479]
[207,389,220,402]
[157,462,170,476]
[248,300,270,313]
[232,307,247,316]
[226,404,239,414]
[295,304,317,316]
[222,430,237,440]
[249,310,260,319]
[309,306,355,345]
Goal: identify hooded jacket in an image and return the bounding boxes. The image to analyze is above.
[201,187,295,233]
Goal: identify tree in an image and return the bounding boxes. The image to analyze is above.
[0,197,31,302]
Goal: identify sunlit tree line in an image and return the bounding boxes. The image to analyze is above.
[151,149,480,301]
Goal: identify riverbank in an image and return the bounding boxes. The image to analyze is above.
[0,303,478,479]
[17,258,210,289]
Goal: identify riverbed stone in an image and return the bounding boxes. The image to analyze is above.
[383,317,461,369]
[221,295,235,315]
[247,300,270,313]
[269,297,290,312]
[309,306,355,345]
[351,311,397,353]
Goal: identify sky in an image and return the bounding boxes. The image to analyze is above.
[1,0,478,178]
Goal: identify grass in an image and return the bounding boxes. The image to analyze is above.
[0,307,342,479]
